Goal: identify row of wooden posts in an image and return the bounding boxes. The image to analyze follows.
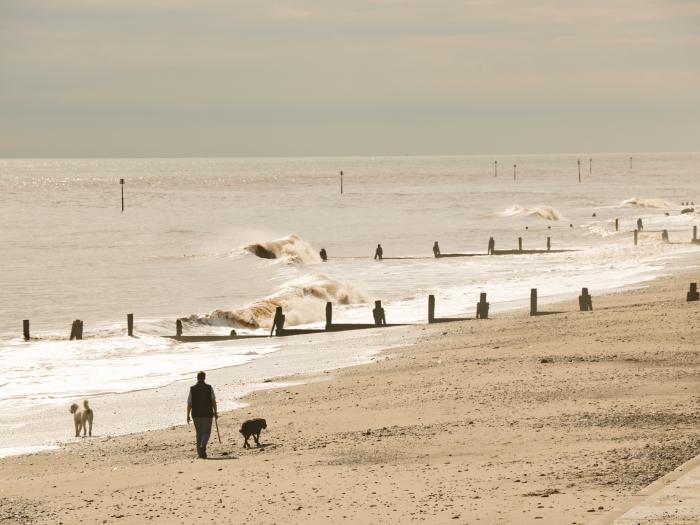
[632,225,697,246]
[22,283,699,341]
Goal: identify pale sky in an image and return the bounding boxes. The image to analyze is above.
[1,0,699,157]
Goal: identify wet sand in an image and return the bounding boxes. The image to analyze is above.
[1,271,699,524]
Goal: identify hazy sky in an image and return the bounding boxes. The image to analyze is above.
[1,0,699,157]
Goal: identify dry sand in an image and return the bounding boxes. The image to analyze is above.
[1,272,700,524]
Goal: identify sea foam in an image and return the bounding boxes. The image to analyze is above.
[498,205,562,221]
[620,197,671,209]
[191,275,368,329]
[244,234,320,263]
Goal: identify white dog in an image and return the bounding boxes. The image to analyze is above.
[69,400,94,437]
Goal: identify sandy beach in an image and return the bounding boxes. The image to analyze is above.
[1,271,699,524]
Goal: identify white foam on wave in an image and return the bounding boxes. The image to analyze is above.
[621,197,672,209]
[498,205,562,221]
[192,274,368,329]
[243,234,321,263]
[0,335,278,409]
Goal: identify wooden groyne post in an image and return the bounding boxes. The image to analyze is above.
[662,229,669,243]
[325,302,333,329]
[547,237,551,251]
[615,218,619,232]
[513,164,517,180]
[578,288,593,311]
[372,301,386,326]
[634,229,638,246]
[494,160,497,178]
[687,283,699,302]
[69,320,83,340]
[578,159,581,183]
[120,178,125,212]
[518,237,523,252]
[428,295,435,323]
[271,306,286,336]
[127,313,134,336]
[340,170,343,195]
[530,289,538,316]
[476,293,489,319]
[176,319,183,337]
[23,320,30,341]
[693,226,697,242]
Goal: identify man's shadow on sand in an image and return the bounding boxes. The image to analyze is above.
[208,443,278,459]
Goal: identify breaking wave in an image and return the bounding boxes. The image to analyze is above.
[243,234,320,263]
[498,205,561,221]
[188,275,368,329]
[620,197,671,209]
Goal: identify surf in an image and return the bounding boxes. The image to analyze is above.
[498,205,562,221]
[188,275,368,329]
[243,234,321,263]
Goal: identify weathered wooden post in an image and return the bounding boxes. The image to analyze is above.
[476,293,489,319]
[372,300,386,326]
[127,313,134,336]
[23,320,30,341]
[428,295,435,323]
[615,218,619,232]
[518,237,523,252]
[70,320,83,340]
[270,306,286,336]
[547,236,551,251]
[120,178,125,212]
[513,164,517,180]
[634,229,638,246]
[693,225,697,241]
[589,158,592,175]
[662,229,669,243]
[176,319,183,337]
[687,283,699,302]
[578,159,581,183]
[340,170,343,195]
[494,160,498,178]
[325,302,332,329]
[578,288,593,311]
[530,289,538,316]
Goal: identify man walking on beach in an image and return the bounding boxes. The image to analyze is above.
[186,371,218,459]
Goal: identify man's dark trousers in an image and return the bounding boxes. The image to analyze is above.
[193,417,213,457]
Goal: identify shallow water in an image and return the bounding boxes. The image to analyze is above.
[0,153,698,452]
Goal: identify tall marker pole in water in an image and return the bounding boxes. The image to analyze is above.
[494,160,498,178]
[578,159,581,183]
[513,164,517,181]
[629,156,633,170]
[340,170,343,195]
[589,158,592,175]
[120,178,125,212]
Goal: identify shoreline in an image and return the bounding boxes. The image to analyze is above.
[0,251,690,460]
[1,267,699,523]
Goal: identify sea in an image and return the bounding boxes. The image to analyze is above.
[1,153,698,456]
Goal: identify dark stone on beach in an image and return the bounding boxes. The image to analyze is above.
[540,358,553,364]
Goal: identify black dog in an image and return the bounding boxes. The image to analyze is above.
[240,418,267,448]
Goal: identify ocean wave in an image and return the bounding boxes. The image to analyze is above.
[620,197,671,209]
[498,205,561,221]
[188,275,368,329]
[243,234,320,263]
